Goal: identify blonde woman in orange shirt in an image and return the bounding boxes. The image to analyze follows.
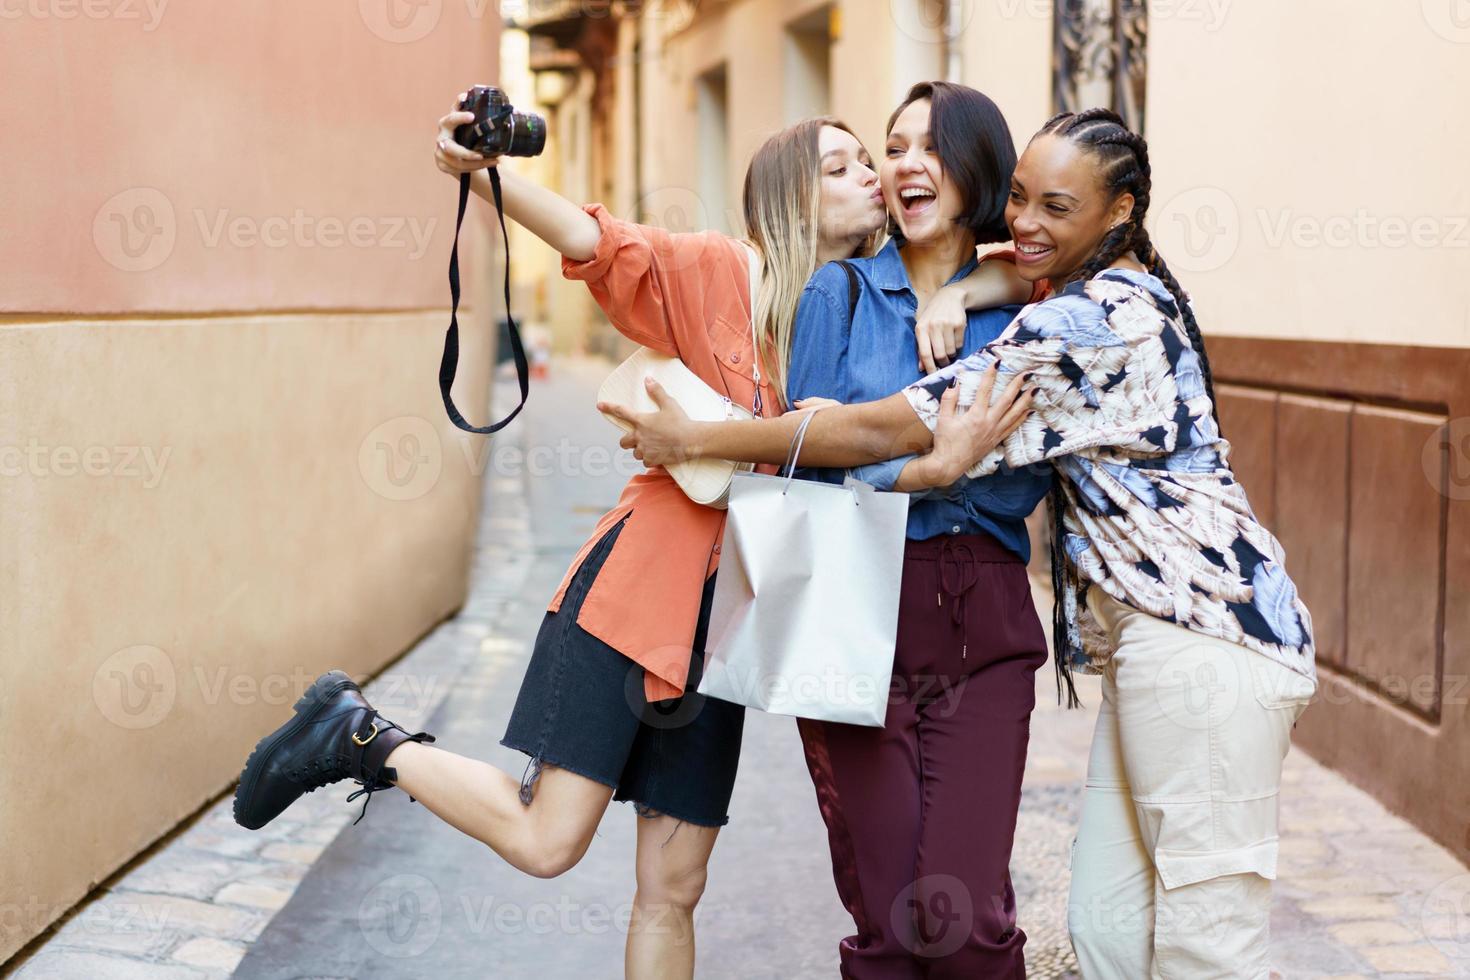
[229,92,1031,978]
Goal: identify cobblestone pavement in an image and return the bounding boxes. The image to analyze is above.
[10,358,1469,979]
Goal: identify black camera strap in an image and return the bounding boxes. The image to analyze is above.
[439,167,530,434]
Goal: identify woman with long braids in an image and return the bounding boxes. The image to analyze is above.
[607,108,1317,977]
[229,95,1033,979]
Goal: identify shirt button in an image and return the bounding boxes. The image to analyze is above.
[713,544,722,555]
[951,525,962,534]
[730,352,741,364]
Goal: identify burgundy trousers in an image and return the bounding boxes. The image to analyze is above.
[798,532,1048,979]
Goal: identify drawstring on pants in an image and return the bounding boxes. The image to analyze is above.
[937,538,980,660]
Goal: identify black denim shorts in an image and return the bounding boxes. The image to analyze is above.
[501,514,745,827]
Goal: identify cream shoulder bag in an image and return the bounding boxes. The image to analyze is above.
[596,242,760,509]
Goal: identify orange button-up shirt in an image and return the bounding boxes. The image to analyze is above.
[548,205,781,702]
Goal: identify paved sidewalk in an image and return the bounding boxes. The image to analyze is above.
[10,358,1469,979]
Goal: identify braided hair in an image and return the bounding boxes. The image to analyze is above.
[1034,108,1223,708]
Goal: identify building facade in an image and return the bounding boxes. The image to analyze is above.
[507,0,1470,865]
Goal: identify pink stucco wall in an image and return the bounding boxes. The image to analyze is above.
[2,0,500,313]
[0,2,502,964]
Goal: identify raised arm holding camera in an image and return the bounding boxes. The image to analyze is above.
[435,89,604,263]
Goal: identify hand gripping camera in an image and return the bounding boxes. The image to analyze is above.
[453,85,546,158]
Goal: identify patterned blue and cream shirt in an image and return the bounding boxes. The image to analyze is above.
[903,267,1317,682]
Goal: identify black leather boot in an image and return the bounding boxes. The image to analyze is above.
[232,669,436,830]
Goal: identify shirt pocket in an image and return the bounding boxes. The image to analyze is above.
[710,312,760,408]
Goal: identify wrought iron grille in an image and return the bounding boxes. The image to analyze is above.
[1053,0,1147,132]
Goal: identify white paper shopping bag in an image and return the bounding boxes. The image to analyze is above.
[697,414,909,726]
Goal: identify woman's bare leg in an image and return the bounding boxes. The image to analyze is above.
[386,742,613,879]
[625,812,720,980]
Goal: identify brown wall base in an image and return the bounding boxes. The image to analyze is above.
[1210,337,1470,866]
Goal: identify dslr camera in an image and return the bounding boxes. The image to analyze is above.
[454,85,546,158]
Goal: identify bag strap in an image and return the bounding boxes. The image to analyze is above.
[439,168,530,434]
[743,242,764,417]
[838,260,860,323]
[780,409,819,487]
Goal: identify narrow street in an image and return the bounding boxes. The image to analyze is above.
[16,359,1470,979]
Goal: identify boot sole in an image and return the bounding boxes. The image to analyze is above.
[232,669,360,830]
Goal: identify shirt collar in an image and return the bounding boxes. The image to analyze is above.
[867,238,981,294]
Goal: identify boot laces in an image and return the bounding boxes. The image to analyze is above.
[340,709,435,826]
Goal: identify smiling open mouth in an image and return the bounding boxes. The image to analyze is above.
[1016,241,1055,264]
[899,186,936,216]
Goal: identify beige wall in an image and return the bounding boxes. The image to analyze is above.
[1,1,499,962]
[960,0,1470,351]
[1147,1,1470,348]
[959,0,1054,151]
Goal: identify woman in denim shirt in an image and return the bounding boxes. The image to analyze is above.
[610,109,1318,980]
[784,82,1052,980]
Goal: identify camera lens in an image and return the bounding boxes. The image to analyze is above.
[506,112,547,157]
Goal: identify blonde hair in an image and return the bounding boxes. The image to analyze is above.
[741,117,882,407]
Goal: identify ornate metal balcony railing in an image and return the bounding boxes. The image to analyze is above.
[1054,0,1147,132]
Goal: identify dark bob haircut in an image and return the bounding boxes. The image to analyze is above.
[885,80,1017,246]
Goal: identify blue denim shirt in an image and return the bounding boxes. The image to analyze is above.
[787,239,1053,559]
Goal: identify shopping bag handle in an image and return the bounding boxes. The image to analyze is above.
[781,406,863,506]
[780,409,820,490]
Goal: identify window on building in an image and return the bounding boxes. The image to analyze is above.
[695,63,731,235]
[784,6,833,123]
[1053,0,1147,132]
[633,39,644,211]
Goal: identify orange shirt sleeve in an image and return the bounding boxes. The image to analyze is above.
[561,204,737,360]
[977,247,1051,305]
